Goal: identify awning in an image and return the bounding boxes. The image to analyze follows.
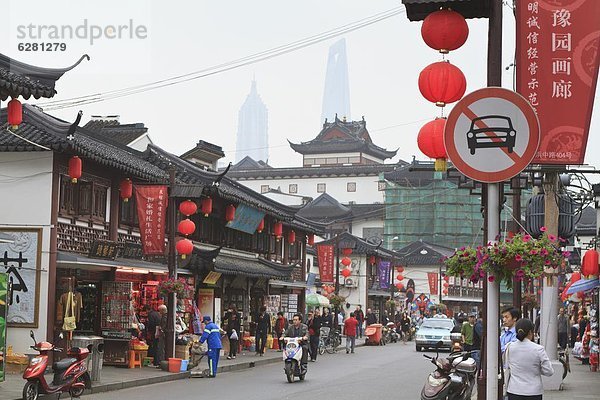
[269,280,308,289]
[368,289,391,297]
[56,251,181,274]
[213,254,294,280]
[566,278,600,294]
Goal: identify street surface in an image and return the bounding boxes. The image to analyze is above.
[87,343,435,400]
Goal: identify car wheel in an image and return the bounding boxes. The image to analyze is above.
[416,345,422,352]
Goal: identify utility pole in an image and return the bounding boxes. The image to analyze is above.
[165,167,177,359]
[512,186,522,310]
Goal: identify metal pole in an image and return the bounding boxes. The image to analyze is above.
[486,183,501,400]
[439,264,443,306]
[165,167,177,359]
[335,235,340,295]
[512,188,522,310]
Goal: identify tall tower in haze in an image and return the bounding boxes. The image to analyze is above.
[321,38,351,124]
[235,80,269,163]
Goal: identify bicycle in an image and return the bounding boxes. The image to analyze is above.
[317,327,341,354]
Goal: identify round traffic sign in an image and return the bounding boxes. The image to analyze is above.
[444,87,540,183]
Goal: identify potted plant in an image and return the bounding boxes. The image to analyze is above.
[328,294,346,309]
[158,278,191,298]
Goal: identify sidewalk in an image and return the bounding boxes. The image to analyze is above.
[544,360,600,400]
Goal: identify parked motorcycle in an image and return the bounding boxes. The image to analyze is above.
[22,330,91,400]
[282,337,307,383]
[420,341,477,400]
[385,322,399,343]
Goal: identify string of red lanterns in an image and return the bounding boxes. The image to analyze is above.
[417,118,449,172]
[177,200,198,259]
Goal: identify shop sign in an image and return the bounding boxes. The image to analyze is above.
[1,229,41,327]
[202,271,222,285]
[516,0,600,164]
[134,185,168,255]
[121,242,144,259]
[427,272,439,295]
[0,273,7,382]
[378,260,391,290]
[226,204,265,235]
[316,245,334,283]
[197,288,214,321]
[88,240,119,260]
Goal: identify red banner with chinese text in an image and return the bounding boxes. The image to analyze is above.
[316,244,335,283]
[428,272,439,295]
[134,185,168,255]
[516,0,600,165]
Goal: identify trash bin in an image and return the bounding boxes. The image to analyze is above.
[71,336,103,382]
[365,324,383,345]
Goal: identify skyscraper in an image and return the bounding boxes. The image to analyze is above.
[235,80,269,163]
[321,38,351,124]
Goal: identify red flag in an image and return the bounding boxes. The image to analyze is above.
[428,272,439,295]
[516,1,600,165]
[316,244,335,283]
[134,185,168,255]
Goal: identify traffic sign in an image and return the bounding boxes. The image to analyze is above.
[444,87,540,183]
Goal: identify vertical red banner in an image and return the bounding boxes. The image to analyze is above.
[134,185,168,255]
[427,272,439,295]
[316,244,334,283]
[516,0,600,165]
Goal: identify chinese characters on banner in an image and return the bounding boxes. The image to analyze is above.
[316,245,334,283]
[427,272,439,295]
[378,260,391,290]
[134,185,168,255]
[516,0,600,164]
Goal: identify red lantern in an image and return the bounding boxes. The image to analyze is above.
[341,257,352,267]
[581,249,599,277]
[225,204,236,222]
[7,98,22,129]
[443,282,449,288]
[273,222,283,239]
[179,200,197,216]
[307,234,315,246]
[418,118,448,172]
[443,289,448,295]
[200,197,213,217]
[421,9,469,54]
[444,275,450,282]
[418,61,466,107]
[369,255,376,265]
[342,248,353,256]
[397,274,404,281]
[68,156,82,183]
[119,178,133,202]
[178,218,196,236]
[342,268,352,278]
[396,266,405,273]
[257,219,265,233]
[176,238,194,259]
[288,230,296,244]
[396,282,404,291]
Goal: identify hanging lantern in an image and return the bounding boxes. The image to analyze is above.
[421,9,469,54]
[342,248,353,256]
[418,61,466,107]
[342,268,352,278]
[396,282,404,291]
[257,219,265,233]
[307,234,315,246]
[397,274,404,281]
[369,255,376,265]
[341,257,352,267]
[225,204,236,222]
[418,118,448,172]
[7,98,22,130]
[443,282,450,288]
[581,249,599,277]
[444,275,450,282]
[176,238,194,259]
[273,222,283,239]
[68,156,82,183]
[200,197,213,217]
[443,289,448,295]
[178,218,196,236]
[179,200,197,216]
[119,178,133,202]
[288,230,296,244]
[396,266,405,273]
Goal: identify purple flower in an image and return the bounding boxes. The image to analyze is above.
[562,251,571,258]
[540,248,549,256]
[529,249,538,255]
[548,234,557,242]
[515,269,525,281]
[545,259,552,265]
[523,235,532,242]
[540,226,547,232]
[488,276,495,283]
[460,246,466,251]
[515,254,523,262]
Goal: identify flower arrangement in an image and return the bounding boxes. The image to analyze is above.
[158,278,193,298]
[444,229,570,288]
[328,294,346,308]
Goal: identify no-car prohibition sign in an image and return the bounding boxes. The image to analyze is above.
[444,87,540,183]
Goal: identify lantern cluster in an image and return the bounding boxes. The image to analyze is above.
[417,9,469,172]
[322,284,336,298]
[395,266,405,290]
[177,200,197,259]
[442,275,450,296]
[341,248,353,278]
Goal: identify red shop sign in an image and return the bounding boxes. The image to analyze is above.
[316,244,335,283]
[134,185,168,255]
[516,0,600,165]
[427,272,439,295]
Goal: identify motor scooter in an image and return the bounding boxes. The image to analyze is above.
[22,330,91,400]
[420,341,477,400]
[385,322,399,343]
[282,337,307,383]
[450,333,463,353]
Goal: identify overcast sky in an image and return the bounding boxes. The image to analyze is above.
[2,0,599,176]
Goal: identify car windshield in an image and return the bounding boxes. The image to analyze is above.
[420,320,454,330]
[473,117,510,129]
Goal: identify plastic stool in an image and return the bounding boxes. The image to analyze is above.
[143,357,153,367]
[128,350,144,369]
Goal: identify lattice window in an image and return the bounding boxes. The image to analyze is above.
[57,222,109,254]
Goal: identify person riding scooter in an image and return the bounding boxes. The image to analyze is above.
[281,313,309,371]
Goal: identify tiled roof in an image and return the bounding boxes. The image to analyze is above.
[0,53,89,100]
[84,120,148,146]
[229,163,400,180]
[297,193,351,221]
[575,206,597,236]
[402,0,491,21]
[316,232,395,258]
[383,162,438,186]
[395,240,455,265]
[231,156,272,171]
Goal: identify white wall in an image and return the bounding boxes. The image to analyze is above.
[0,152,53,353]
[400,265,442,304]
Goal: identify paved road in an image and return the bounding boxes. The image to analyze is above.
[87,342,437,400]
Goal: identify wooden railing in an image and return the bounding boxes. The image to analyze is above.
[57,222,109,254]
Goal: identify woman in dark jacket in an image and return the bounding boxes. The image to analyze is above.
[226,310,241,359]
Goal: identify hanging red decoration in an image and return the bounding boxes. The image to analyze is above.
[396,266,405,273]
[418,61,466,107]
[581,249,599,277]
[341,268,352,278]
[418,118,448,172]
[119,178,133,202]
[7,98,22,129]
[397,274,404,281]
[421,9,469,54]
[341,257,352,267]
[225,204,236,222]
[443,289,448,295]
[396,282,404,291]
[176,238,194,259]
[307,234,315,246]
[179,200,197,216]
[257,219,265,233]
[443,282,449,288]
[444,275,450,282]
[342,248,353,256]
[369,255,376,265]
[273,222,283,239]
[288,230,296,244]
[200,197,213,217]
[178,218,196,236]
[68,156,82,183]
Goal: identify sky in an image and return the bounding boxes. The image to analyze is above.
[2,0,599,176]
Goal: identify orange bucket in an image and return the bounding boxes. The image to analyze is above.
[168,358,182,373]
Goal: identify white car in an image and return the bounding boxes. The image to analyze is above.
[415,318,456,352]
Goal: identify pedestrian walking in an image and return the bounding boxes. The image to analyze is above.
[145,305,161,364]
[400,312,411,344]
[344,312,358,354]
[504,318,554,400]
[274,311,288,352]
[365,308,377,326]
[255,306,271,356]
[501,307,521,354]
[154,304,168,367]
[557,307,569,350]
[307,310,322,361]
[461,313,476,352]
[473,313,483,368]
[200,316,223,377]
[226,309,240,359]
[321,308,333,328]
[355,305,365,338]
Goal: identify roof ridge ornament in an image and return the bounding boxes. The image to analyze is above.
[66,110,83,141]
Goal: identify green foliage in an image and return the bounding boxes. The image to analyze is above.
[328,294,346,308]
